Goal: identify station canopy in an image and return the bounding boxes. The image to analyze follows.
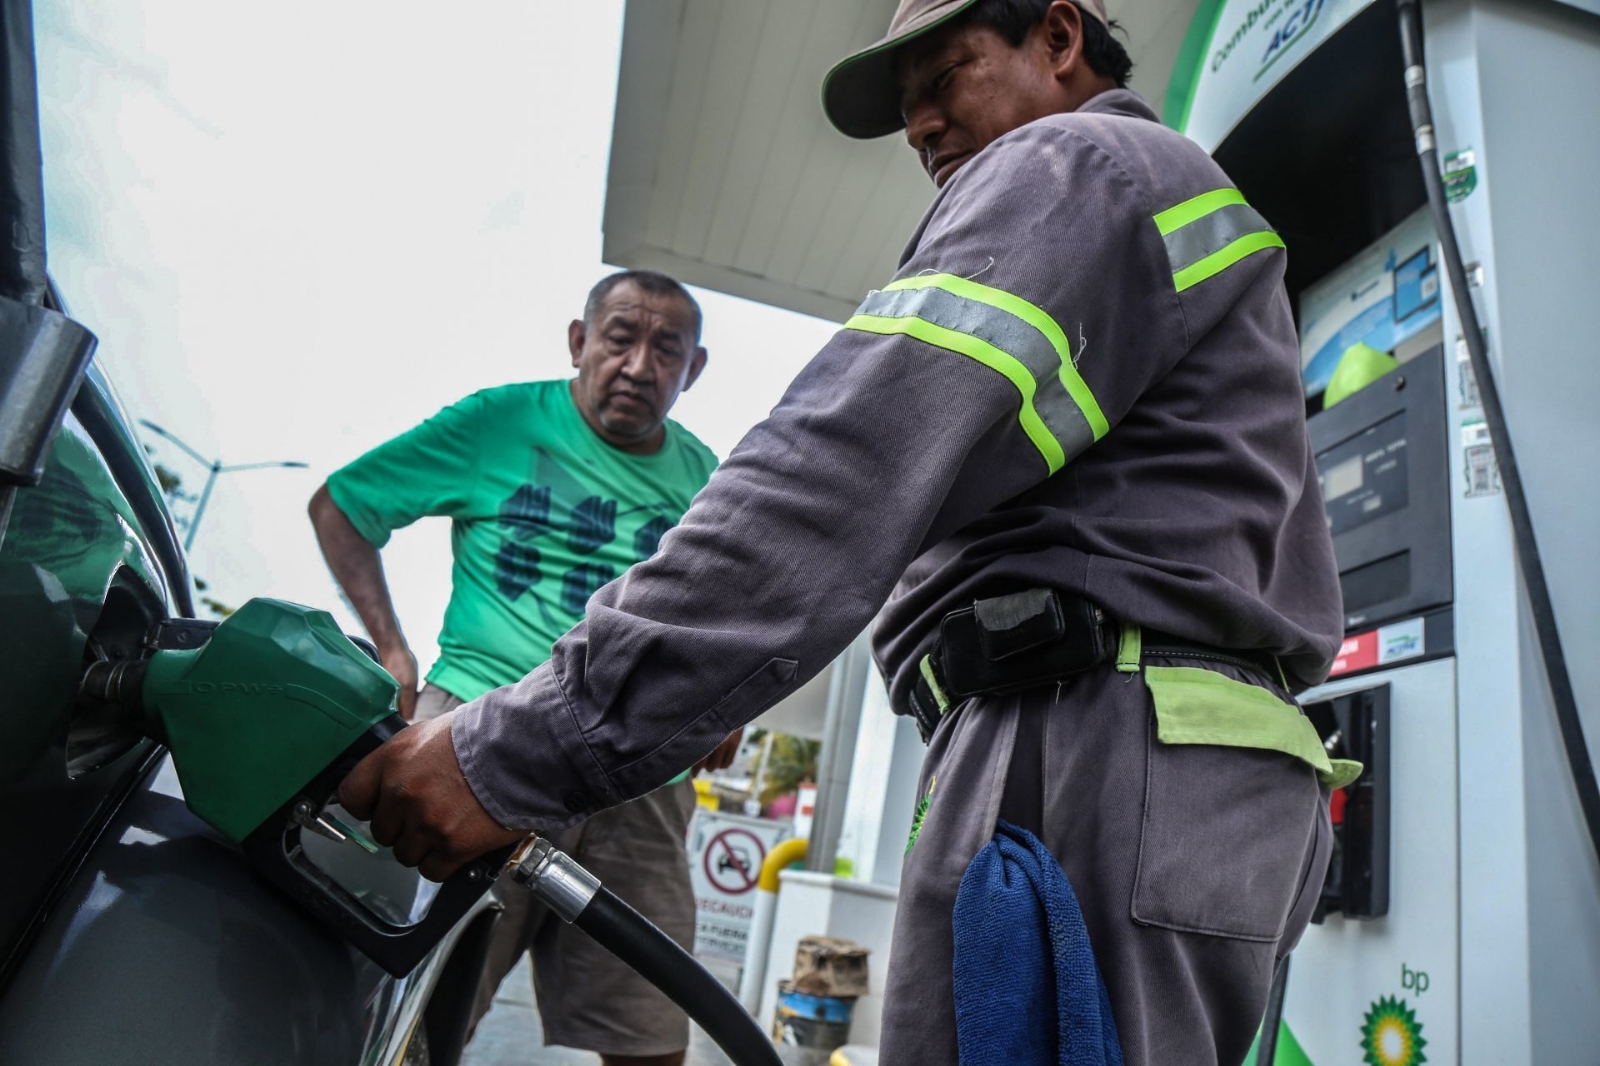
[603,0,1206,322]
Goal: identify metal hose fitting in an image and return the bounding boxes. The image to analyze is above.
[509,836,601,923]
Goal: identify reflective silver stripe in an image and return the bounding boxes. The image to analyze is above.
[1162,201,1275,276]
[855,286,1095,461]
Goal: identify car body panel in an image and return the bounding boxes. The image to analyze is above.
[0,398,172,964]
[0,754,460,1066]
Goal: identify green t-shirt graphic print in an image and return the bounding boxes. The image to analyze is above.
[328,379,718,703]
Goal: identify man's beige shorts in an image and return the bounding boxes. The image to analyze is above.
[415,683,698,1057]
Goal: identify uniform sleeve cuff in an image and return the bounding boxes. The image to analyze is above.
[449,660,619,832]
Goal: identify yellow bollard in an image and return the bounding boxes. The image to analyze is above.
[737,837,809,1012]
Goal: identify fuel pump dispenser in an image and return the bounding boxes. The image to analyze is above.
[1168,0,1600,1061]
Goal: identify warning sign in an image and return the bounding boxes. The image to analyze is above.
[687,809,790,963]
[704,828,763,894]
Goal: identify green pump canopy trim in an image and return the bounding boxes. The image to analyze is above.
[1161,0,1228,132]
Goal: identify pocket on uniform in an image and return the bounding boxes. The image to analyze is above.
[1130,668,1322,942]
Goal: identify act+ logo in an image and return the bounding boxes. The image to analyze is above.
[1256,0,1327,82]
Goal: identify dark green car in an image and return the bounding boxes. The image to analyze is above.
[0,6,494,1062]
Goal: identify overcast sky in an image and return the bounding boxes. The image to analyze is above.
[33,1,840,671]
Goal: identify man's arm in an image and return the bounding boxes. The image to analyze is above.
[696,727,744,774]
[308,484,420,719]
[309,393,485,718]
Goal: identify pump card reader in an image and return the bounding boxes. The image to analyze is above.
[79,598,516,976]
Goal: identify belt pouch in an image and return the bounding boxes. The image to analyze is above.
[939,588,1111,698]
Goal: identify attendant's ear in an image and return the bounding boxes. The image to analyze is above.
[1042,0,1088,83]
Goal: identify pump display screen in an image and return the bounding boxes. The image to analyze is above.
[1317,412,1410,535]
[1323,455,1364,501]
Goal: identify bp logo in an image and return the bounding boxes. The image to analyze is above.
[1361,996,1427,1066]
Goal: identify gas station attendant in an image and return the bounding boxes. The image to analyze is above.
[340,2,1359,1062]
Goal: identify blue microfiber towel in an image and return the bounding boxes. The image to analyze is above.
[952,820,1125,1066]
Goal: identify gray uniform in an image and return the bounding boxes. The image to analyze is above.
[453,90,1343,1064]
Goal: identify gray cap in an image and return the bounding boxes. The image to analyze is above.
[821,0,1109,140]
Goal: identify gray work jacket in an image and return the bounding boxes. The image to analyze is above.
[451,89,1342,831]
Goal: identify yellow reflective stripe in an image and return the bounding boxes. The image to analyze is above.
[1156,187,1284,292]
[1172,230,1287,292]
[854,286,1096,459]
[881,273,1110,441]
[844,312,1067,473]
[1152,187,1248,236]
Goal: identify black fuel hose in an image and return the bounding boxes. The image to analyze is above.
[1395,0,1600,868]
[575,890,783,1066]
[512,838,782,1066]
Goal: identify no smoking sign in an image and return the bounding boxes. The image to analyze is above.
[687,810,790,962]
[703,827,765,895]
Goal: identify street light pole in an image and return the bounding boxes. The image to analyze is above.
[138,419,308,551]
[189,459,222,552]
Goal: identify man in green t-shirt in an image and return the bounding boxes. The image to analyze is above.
[308,270,738,1066]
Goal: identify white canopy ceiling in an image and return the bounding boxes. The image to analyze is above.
[603,0,1205,322]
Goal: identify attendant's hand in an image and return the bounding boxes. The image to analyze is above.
[380,642,420,720]
[696,727,745,775]
[338,711,526,881]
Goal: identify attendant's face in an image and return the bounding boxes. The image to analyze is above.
[896,2,1092,187]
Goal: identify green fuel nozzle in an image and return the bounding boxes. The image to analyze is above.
[78,597,516,976]
[82,597,398,844]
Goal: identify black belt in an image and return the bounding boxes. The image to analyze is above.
[1139,629,1282,683]
[906,589,1283,743]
